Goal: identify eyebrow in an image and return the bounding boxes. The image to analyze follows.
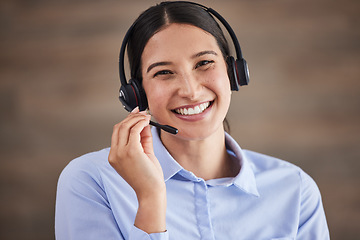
[192,50,218,58]
[146,61,172,73]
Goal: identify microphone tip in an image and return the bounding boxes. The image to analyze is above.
[149,120,178,135]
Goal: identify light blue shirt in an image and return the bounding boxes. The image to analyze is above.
[55,127,329,240]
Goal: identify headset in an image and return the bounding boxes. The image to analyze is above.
[118,1,250,134]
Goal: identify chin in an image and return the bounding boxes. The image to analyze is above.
[175,123,224,141]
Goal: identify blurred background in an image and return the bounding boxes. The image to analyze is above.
[0,0,359,239]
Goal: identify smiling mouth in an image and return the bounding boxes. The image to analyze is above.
[173,101,213,116]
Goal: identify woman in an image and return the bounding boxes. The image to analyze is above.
[55,2,330,239]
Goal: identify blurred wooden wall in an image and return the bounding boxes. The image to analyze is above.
[0,0,359,239]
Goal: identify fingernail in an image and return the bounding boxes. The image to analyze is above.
[131,106,139,113]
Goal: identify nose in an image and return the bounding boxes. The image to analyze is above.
[177,72,201,99]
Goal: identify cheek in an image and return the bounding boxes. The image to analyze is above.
[143,81,168,110]
[205,65,232,95]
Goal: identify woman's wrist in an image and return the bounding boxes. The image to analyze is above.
[135,189,167,233]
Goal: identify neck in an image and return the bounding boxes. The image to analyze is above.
[160,127,239,181]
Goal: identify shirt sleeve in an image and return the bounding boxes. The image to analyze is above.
[129,225,169,240]
[297,171,330,239]
[55,158,125,240]
[55,158,169,240]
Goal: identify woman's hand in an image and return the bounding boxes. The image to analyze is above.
[108,107,166,233]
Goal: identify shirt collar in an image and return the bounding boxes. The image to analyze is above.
[224,132,260,197]
[152,127,183,181]
[152,127,260,197]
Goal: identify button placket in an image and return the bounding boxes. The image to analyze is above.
[194,180,215,240]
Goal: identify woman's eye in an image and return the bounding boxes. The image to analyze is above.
[154,70,173,77]
[195,60,214,69]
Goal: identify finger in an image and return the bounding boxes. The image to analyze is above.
[141,124,154,156]
[111,106,149,149]
[127,116,151,149]
[109,114,149,167]
[117,114,150,147]
[110,122,121,148]
[109,122,122,166]
[130,107,147,117]
[131,106,139,113]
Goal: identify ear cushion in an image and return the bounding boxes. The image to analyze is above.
[235,58,250,87]
[129,78,148,111]
[227,56,240,91]
[119,79,148,112]
[119,83,138,112]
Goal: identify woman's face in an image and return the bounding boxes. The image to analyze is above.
[141,23,232,140]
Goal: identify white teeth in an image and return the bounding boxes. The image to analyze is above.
[174,102,211,116]
[194,106,201,114]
